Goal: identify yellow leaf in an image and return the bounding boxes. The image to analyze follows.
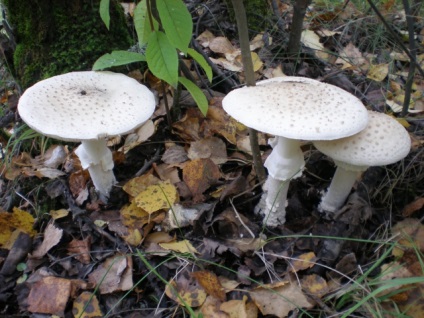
[134,181,178,213]
[251,52,263,72]
[72,292,103,317]
[0,208,36,248]
[159,239,198,254]
[165,278,207,308]
[120,201,150,228]
[289,252,318,272]
[49,209,69,220]
[367,63,389,82]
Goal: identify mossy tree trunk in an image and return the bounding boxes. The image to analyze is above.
[3,0,131,89]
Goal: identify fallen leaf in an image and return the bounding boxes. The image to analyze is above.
[88,255,133,294]
[301,30,329,60]
[367,63,389,82]
[165,274,207,307]
[27,276,72,315]
[49,209,69,220]
[192,271,226,301]
[250,279,314,317]
[159,239,199,254]
[402,197,424,217]
[161,145,189,164]
[118,120,156,153]
[67,237,91,264]
[123,173,161,198]
[31,223,63,259]
[0,208,36,248]
[220,295,258,318]
[120,201,151,228]
[301,274,329,297]
[200,295,229,318]
[134,181,178,213]
[183,158,221,202]
[72,291,103,318]
[188,137,227,164]
[288,252,318,272]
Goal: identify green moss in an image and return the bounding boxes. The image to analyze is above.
[4,0,132,88]
[224,0,270,34]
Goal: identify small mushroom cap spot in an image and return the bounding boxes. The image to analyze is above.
[314,111,411,169]
[222,76,369,140]
[18,71,156,141]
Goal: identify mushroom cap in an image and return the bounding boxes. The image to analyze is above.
[222,76,368,140]
[314,111,411,171]
[18,71,156,142]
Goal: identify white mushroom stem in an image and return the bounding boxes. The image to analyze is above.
[319,165,364,215]
[75,139,117,202]
[257,136,305,226]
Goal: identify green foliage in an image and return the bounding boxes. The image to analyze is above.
[95,0,212,116]
[146,31,179,87]
[92,51,146,70]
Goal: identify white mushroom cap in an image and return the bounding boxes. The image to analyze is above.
[222,76,368,140]
[18,71,156,141]
[314,111,411,171]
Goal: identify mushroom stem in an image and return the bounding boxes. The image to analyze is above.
[256,136,305,226]
[75,139,117,202]
[264,136,304,180]
[261,177,290,225]
[319,166,362,215]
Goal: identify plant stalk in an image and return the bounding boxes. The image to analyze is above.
[230,0,266,182]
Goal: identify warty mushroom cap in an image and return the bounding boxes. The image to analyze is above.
[222,76,369,140]
[18,71,156,141]
[313,111,411,171]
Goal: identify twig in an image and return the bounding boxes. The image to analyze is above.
[401,0,417,116]
[134,146,162,177]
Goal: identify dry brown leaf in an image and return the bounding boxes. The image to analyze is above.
[161,145,189,164]
[192,271,226,301]
[196,29,216,48]
[188,137,227,164]
[27,276,72,315]
[183,158,221,202]
[31,223,63,259]
[200,295,229,318]
[88,255,133,294]
[402,198,424,217]
[67,237,91,264]
[336,42,369,70]
[250,279,314,318]
[301,30,329,60]
[118,119,156,153]
[220,295,258,318]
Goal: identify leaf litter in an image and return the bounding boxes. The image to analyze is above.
[1,0,424,317]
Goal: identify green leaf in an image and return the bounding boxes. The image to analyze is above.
[99,0,110,30]
[156,0,192,53]
[134,1,158,47]
[146,31,178,87]
[187,48,213,82]
[178,77,208,116]
[92,51,146,70]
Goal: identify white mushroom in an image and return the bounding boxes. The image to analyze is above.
[222,77,369,226]
[18,71,156,202]
[313,111,411,217]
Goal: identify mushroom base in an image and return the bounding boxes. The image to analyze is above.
[319,167,361,216]
[255,177,289,226]
[75,139,117,202]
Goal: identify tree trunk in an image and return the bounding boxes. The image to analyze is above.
[3,0,131,89]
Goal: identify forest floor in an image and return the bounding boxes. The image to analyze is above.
[0,0,424,317]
